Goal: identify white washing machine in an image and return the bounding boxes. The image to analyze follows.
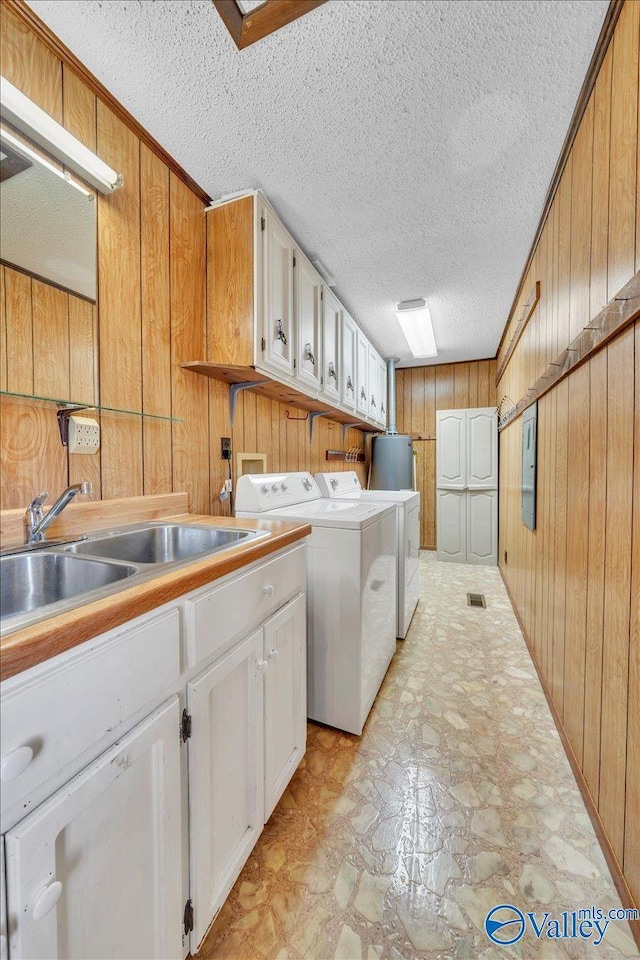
[235,472,397,736]
[315,471,420,639]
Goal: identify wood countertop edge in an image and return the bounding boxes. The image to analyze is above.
[0,517,311,682]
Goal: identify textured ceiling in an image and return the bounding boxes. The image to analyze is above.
[27,0,607,366]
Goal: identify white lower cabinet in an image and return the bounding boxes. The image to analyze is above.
[1,544,307,959]
[5,697,182,960]
[188,592,306,951]
[263,594,306,820]
[436,488,497,564]
[188,630,265,949]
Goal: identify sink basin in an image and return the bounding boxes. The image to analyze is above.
[65,524,259,565]
[0,552,137,621]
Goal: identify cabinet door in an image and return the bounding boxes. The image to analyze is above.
[437,490,466,562]
[466,490,497,565]
[294,251,321,393]
[263,594,306,820]
[356,328,369,415]
[320,288,341,404]
[377,356,388,427]
[436,410,466,488]
[368,344,380,420]
[262,206,294,379]
[341,311,357,409]
[188,631,264,950]
[5,698,182,960]
[466,408,498,489]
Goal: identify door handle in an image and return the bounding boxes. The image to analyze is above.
[1,745,34,780]
[268,649,279,663]
[256,659,269,673]
[274,319,288,345]
[33,880,63,921]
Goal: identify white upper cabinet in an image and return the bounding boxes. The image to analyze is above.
[5,698,183,960]
[294,251,321,394]
[356,328,369,416]
[340,311,357,410]
[320,287,341,404]
[261,205,294,380]
[466,408,498,488]
[436,411,466,488]
[367,343,380,421]
[377,355,388,428]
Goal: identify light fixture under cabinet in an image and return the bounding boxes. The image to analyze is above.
[396,298,437,358]
[0,76,122,194]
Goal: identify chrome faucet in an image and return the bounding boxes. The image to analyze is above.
[25,482,92,543]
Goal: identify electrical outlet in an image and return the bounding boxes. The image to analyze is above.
[221,438,231,460]
[224,478,232,493]
[68,415,100,454]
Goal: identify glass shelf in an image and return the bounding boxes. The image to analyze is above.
[0,390,181,423]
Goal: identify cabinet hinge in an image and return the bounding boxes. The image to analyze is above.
[261,337,266,352]
[184,899,194,935]
[320,289,323,300]
[260,215,265,231]
[320,376,324,386]
[293,254,296,267]
[181,709,192,742]
[293,358,296,369]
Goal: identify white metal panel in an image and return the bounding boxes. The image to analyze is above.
[356,328,369,416]
[188,632,264,950]
[294,251,321,393]
[263,594,306,820]
[437,490,466,562]
[466,490,498,564]
[262,206,294,379]
[320,287,341,404]
[5,698,182,960]
[340,311,357,410]
[436,410,466,488]
[466,407,498,489]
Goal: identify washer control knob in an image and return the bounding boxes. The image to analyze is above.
[261,485,269,494]
[271,483,279,493]
[281,482,287,491]
[330,478,338,489]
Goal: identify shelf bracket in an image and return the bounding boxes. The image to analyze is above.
[309,411,332,442]
[341,422,361,442]
[229,381,264,426]
[57,404,91,447]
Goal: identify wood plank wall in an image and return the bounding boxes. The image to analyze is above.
[0,4,367,519]
[394,360,496,548]
[497,0,640,917]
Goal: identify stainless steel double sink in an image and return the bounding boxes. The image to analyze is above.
[0,523,267,632]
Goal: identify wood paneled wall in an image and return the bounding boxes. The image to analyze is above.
[0,3,365,519]
[394,360,496,548]
[497,0,640,919]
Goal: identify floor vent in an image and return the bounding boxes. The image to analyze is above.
[467,592,486,608]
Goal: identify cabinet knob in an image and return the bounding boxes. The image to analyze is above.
[262,584,274,597]
[256,659,269,673]
[32,880,63,921]
[268,649,279,662]
[1,745,34,781]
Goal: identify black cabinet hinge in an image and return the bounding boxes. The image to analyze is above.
[293,254,296,267]
[320,289,323,300]
[184,899,194,935]
[293,358,296,369]
[260,215,265,231]
[261,337,266,352]
[181,709,192,742]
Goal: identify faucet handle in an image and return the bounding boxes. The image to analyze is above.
[79,482,93,496]
[27,491,49,510]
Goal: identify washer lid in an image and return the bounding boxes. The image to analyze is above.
[251,498,396,530]
[332,488,420,507]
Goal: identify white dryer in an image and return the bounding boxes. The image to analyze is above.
[235,472,397,736]
[315,471,420,639]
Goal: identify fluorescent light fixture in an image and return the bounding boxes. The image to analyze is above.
[1,126,93,197]
[396,298,437,358]
[1,76,122,194]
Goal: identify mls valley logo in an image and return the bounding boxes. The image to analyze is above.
[484,904,618,948]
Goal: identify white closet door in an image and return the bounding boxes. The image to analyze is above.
[320,288,341,404]
[436,410,466,488]
[262,206,294,379]
[437,490,466,562]
[5,698,182,960]
[466,490,498,564]
[466,408,498,489]
[263,594,306,820]
[294,251,321,393]
[188,631,264,950]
